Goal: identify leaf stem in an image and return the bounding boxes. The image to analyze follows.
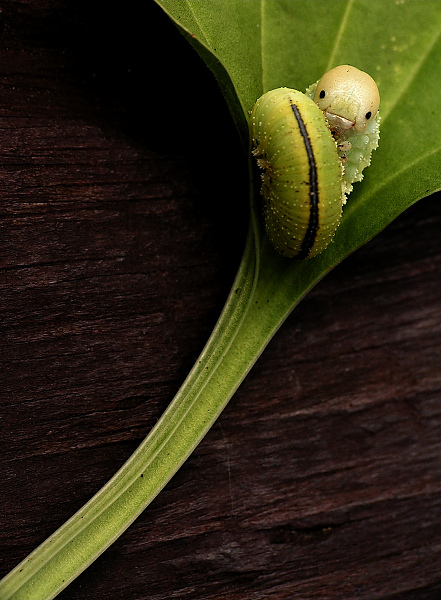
[1,137,335,597]
[0,187,265,600]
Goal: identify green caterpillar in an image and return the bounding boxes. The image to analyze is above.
[251,65,380,258]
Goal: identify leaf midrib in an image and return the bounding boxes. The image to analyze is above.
[325,0,355,72]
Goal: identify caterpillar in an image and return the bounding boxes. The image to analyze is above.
[251,65,380,258]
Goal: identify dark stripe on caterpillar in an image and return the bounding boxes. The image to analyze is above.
[289,100,319,259]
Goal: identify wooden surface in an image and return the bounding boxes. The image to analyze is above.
[1,2,441,599]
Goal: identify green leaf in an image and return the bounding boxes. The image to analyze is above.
[160,0,441,249]
[2,2,441,598]
[157,0,441,360]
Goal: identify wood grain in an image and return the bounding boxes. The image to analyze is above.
[1,2,441,599]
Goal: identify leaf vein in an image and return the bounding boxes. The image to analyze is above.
[381,20,441,124]
[347,143,441,220]
[184,0,211,47]
[326,0,354,72]
[260,0,265,91]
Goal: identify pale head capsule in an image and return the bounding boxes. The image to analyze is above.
[251,88,344,259]
[312,65,380,135]
[307,65,381,194]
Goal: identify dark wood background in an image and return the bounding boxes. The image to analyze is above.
[1,2,441,599]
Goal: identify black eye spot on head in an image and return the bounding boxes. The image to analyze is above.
[365,111,372,120]
[319,90,325,99]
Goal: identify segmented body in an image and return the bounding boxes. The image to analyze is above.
[251,66,380,259]
[251,88,344,259]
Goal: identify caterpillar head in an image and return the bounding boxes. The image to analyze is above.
[313,65,380,134]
